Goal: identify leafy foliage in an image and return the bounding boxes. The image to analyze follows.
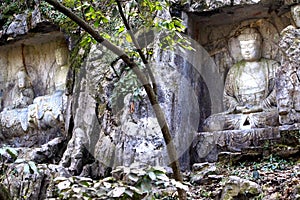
[49,164,188,199]
[0,0,34,30]
[38,0,188,107]
[0,146,39,195]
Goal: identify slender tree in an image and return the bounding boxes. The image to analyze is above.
[43,0,187,199]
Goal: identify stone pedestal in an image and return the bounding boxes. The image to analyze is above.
[192,126,300,162]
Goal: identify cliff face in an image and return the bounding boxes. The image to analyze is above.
[0,0,299,199]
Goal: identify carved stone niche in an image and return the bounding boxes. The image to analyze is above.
[189,2,300,162]
[0,31,69,147]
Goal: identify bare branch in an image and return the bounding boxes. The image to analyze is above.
[116,0,158,95]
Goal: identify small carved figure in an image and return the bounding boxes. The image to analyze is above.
[54,47,69,91]
[277,4,300,124]
[204,28,279,131]
[12,70,34,109]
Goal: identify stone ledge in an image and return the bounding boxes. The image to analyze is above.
[192,125,300,162]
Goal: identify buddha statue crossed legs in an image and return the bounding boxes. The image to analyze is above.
[203,28,279,132]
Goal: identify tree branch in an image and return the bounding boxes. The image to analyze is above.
[116,0,158,95]
[43,0,186,199]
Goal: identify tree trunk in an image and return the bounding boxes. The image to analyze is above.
[43,0,186,199]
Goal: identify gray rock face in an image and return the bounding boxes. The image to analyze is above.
[193,127,280,162]
[6,14,28,37]
[188,0,268,12]
[221,176,262,200]
[4,163,70,200]
[277,7,300,124]
[191,162,217,184]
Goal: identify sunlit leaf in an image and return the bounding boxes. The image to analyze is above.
[148,171,156,180]
[57,180,71,191]
[125,33,132,43]
[28,161,38,174]
[23,164,30,174]
[125,189,134,197]
[108,186,126,197]
[118,26,125,33]
[129,174,139,183]
[14,158,25,164]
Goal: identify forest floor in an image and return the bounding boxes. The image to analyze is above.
[186,156,300,200]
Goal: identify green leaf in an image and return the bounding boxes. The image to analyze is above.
[0,148,5,155]
[23,164,30,174]
[57,180,71,191]
[94,20,100,28]
[6,148,18,159]
[148,171,156,180]
[125,189,134,197]
[125,33,132,43]
[28,161,38,174]
[101,16,109,23]
[101,33,111,39]
[139,178,152,192]
[14,158,25,164]
[118,26,125,33]
[108,186,126,198]
[128,174,139,183]
[80,181,91,187]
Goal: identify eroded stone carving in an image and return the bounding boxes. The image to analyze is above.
[204,28,279,131]
[0,91,66,135]
[54,47,69,91]
[28,90,66,129]
[0,29,72,146]
[12,70,34,109]
[277,4,300,125]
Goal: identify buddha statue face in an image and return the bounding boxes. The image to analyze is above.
[55,47,68,66]
[240,40,261,61]
[291,5,300,28]
[17,70,27,89]
[238,28,262,61]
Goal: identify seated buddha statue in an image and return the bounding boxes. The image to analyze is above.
[203,28,279,132]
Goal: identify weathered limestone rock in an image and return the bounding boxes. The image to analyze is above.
[277,4,300,125]
[27,137,66,163]
[189,0,261,12]
[3,163,70,200]
[221,176,262,200]
[0,90,67,147]
[6,14,28,37]
[0,22,70,146]
[193,127,280,162]
[190,162,217,184]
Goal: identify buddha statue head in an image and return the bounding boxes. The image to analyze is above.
[55,47,68,66]
[237,28,262,62]
[291,4,300,28]
[17,70,28,89]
